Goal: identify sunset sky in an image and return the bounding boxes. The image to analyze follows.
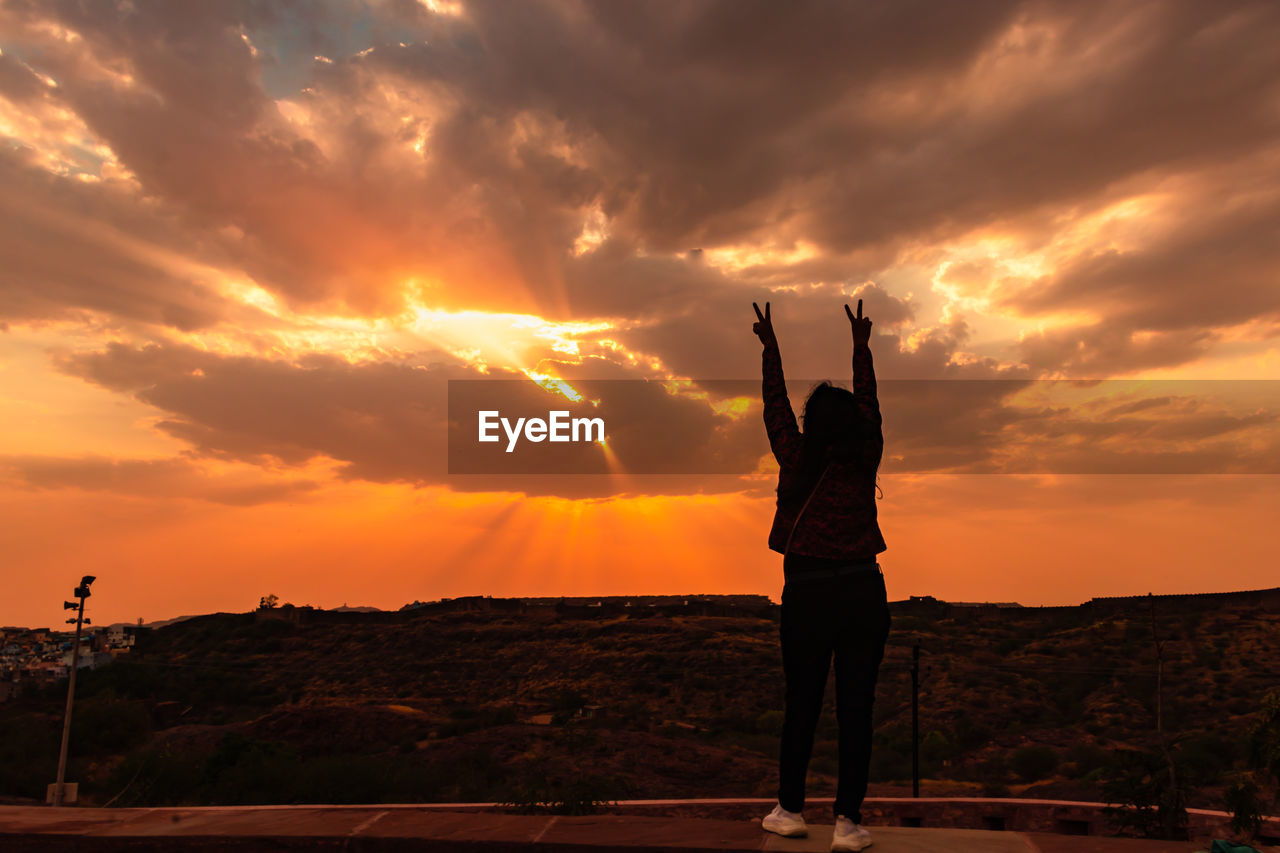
[2,0,1279,628]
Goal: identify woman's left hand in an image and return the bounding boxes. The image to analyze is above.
[847,300,872,346]
[753,302,778,348]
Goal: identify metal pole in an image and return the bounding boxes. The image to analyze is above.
[911,643,920,798]
[53,597,84,807]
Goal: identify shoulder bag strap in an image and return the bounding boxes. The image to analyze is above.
[784,460,831,556]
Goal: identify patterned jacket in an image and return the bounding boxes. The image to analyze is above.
[761,340,886,559]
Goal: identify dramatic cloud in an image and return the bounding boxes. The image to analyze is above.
[2,0,1279,621]
[0,454,321,506]
[49,341,774,497]
[46,340,1280,506]
[4,0,1276,349]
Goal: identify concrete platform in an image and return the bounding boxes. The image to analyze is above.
[0,805,1271,852]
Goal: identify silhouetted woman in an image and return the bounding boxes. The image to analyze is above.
[753,300,889,853]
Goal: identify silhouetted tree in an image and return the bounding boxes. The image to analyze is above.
[1148,595,1188,839]
[1227,690,1280,839]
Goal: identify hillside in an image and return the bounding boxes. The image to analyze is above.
[1,590,1276,812]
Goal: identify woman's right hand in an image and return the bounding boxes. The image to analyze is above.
[847,299,872,346]
[753,301,777,348]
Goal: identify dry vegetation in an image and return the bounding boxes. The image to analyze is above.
[1,594,1275,811]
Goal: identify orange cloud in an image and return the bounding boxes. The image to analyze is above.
[2,0,1279,624]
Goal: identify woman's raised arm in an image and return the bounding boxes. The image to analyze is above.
[846,300,881,428]
[847,301,884,478]
[755,302,801,468]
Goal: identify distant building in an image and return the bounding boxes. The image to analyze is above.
[40,663,68,680]
[104,624,137,649]
[60,650,94,669]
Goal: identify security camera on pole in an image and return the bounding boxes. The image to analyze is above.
[49,575,95,807]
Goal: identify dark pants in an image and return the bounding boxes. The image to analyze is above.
[777,567,890,822]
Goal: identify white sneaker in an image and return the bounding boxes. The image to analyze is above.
[831,815,872,851]
[761,803,808,837]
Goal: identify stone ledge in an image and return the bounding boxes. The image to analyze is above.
[2,805,1276,853]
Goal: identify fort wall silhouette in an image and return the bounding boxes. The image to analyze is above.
[248,586,1280,627]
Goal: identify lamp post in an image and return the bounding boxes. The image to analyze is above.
[911,643,920,798]
[51,575,95,808]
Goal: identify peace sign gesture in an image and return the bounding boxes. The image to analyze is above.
[846,299,872,346]
[752,301,777,348]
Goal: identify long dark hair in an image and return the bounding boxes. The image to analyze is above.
[779,381,880,505]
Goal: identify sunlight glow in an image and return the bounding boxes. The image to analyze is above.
[409,307,615,372]
[702,240,820,272]
[418,0,464,16]
[521,370,584,403]
[573,205,609,256]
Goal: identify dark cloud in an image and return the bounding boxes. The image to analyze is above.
[52,342,776,498]
[0,50,49,102]
[0,0,434,316]
[55,342,467,480]
[2,0,1274,377]
[1004,174,1280,374]
[0,454,321,506]
[2,0,1279,501]
[48,340,1280,504]
[559,248,924,380]
[0,148,237,330]
[1016,191,1280,329]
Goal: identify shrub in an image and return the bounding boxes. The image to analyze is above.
[978,754,1009,785]
[755,710,784,737]
[952,715,991,752]
[70,691,152,755]
[1064,743,1110,779]
[868,744,910,783]
[0,711,60,800]
[1225,776,1264,839]
[1011,745,1058,782]
[1100,748,1189,840]
[1177,734,1237,786]
[921,730,954,765]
